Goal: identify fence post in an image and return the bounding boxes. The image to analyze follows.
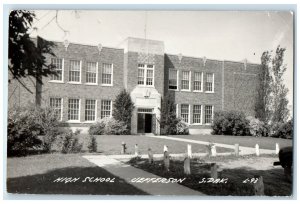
[121,141,127,154]
[211,144,217,157]
[187,144,192,158]
[255,144,260,156]
[275,143,280,154]
[134,144,139,157]
[163,145,168,152]
[210,163,218,179]
[235,144,239,156]
[184,157,191,175]
[253,176,264,195]
[148,148,153,164]
[163,150,170,171]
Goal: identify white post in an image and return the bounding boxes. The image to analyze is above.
[211,144,217,157]
[163,145,168,153]
[234,144,239,156]
[187,144,192,158]
[275,143,280,154]
[255,144,260,156]
[135,144,139,157]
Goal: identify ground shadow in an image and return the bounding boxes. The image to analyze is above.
[7,166,148,195]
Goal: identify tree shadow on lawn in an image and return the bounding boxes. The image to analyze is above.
[7,166,148,195]
[128,158,292,196]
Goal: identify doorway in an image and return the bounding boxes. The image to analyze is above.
[137,113,153,134]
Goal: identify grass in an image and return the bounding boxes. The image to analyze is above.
[7,153,148,195]
[127,155,292,196]
[78,135,234,155]
[170,134,293,149]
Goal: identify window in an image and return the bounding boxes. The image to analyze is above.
[137,64,154,86]
[181,71,190,90]
[194,72,203,91]
[50,98,62,120]
[205,73,214,92]
[169,69,178,90]
[68,99,80,121]
[85,100,96,121]
[50,58,63,81]
[102,63,113,85]
[181,104,189,123]
[193,105,202,124]
[69,60,81,82]
[204,105,213,124]
[101,100,112,119]
[86,62,97,84]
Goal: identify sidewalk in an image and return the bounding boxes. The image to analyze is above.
[145,135,275,155]
[83,155,205,196]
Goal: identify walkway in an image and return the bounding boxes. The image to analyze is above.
[83,155,205,196]
[144,135,275,155]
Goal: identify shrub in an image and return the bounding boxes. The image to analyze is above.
[271,119,293,139]
[112,89,134,134]
[211,111,250,136]
[176,119,189,135]
[7,108,42,156]
[89,117,128,135]
[60,130,83,153]
[88,135,98,152]
[247,116,269,137]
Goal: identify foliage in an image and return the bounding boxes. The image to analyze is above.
[255,51,273,123]
[271,119,293,139]
[247,116,269,137]
[7,107,42,156]
[176,120,189,135]
[89,117,128,135]
[9,10,56,87]
[7,105,62,156]
[87,135,98,153]
[60,130,83,154]
[112,89,134,134]
[160,93,181,135]
[211,111,250,136]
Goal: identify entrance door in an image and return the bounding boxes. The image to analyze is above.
[144,114,152,133]
[137,113,145,133]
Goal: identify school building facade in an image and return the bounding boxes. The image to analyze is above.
[8,37,261,135]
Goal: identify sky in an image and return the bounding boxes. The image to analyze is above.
[30,10,294,109]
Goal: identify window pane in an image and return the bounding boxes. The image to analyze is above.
[101,100,111,119]
[205,105,213,124]
[206,73,214,92]
[181,104,189,123]
[69,60,81,82]
[85,100,96,121]
[51,58,63,81]
[138,68,145,85]
[169,69,178,90]
[68,99,80,120]
[102,64,112,84]
[86,62,97,83]
[182,71,190,90]
[193,105,201,124]
[50,98,62,120]
[194,72,202,91]
[146,70,153,85]
[137,64,154,86]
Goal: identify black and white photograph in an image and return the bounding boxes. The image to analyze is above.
[5,8,294,197]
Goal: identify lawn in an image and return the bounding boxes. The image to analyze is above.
[7,154,148,195]
[170,134,293,150]
[78,135,234,155]
[127,155,292,196]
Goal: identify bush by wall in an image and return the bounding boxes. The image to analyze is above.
[87,135,98,152]
[211,111,250,136]
[271,119,293,139]
[60,130,83,154]
[89,117,128,135]
[247,116,270,137]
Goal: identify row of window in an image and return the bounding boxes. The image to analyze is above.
[177,104,213,125]
[169,69,214,92]
[50,98,112,122]
[50,58,113,85]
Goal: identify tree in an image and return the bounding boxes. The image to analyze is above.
[112,89,134,133]
[8,10,56,92]
[255,51,273,123]
[271,46,290,123]
[160,93,180,135]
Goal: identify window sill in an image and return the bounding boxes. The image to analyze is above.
[193,90,203,93]
[168,89,179,91]
[204,123,212,126]
[49,80,64,84]
[101,84,113,87]
[83,121,96,124]
[67,82,82,85]
[137,85,155,88]
[66,120,81,123]
[85,83,98,86]
[205,91,215,94]
[191,123,202,125]
[181,89,191,92]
